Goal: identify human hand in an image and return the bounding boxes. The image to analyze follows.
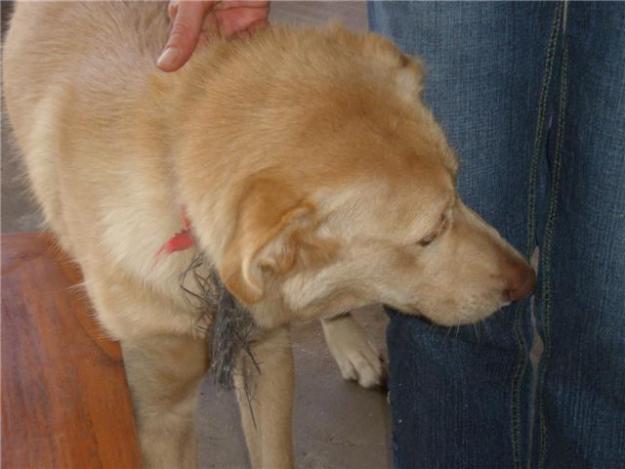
[157,1,270,72]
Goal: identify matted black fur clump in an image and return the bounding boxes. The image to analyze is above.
[179,254,260,389]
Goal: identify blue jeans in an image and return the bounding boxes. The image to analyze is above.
[369,2,625,468]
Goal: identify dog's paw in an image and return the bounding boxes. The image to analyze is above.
[333,339,386,389]
[322,314,387,389]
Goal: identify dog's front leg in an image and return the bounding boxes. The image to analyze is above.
[234,326,294,469]
[122,334,209,469]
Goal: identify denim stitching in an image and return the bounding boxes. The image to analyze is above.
[537,24,569,469]
[526,1,564,257]
[510,4,564,468]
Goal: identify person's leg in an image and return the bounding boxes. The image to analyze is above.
[368,2,563,467]
[533,4,625,468]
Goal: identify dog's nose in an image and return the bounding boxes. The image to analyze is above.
[503,259,536,302]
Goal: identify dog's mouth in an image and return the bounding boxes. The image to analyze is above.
[387,303,434,325]
[389,300,505,328]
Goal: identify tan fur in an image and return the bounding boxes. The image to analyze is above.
[3,2,534,468]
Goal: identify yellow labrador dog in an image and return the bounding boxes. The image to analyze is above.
[4,2,535,468]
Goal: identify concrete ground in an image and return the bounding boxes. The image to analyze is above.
[2,3,393,468]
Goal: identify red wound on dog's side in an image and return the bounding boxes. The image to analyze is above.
[154,211,196,262]
[162,230,195,254]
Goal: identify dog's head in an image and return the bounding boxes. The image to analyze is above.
[178,26,535,329]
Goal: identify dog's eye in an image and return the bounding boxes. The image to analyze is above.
[417,214,449,247]
[417,233,437,247]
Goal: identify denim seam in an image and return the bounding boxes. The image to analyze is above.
[537,24,569,469]
[511,3,564,469]
[526,1,564,256]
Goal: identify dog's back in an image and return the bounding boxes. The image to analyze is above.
[4,1,168,132]
[4,2,172,253]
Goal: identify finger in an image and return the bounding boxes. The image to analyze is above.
[158,1,215,72]
[215,6,269,38]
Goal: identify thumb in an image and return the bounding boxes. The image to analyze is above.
[157,1,214,72]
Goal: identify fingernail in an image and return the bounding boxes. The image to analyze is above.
[157,47,180,70]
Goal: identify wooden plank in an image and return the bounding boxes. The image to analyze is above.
[1,232,141,469]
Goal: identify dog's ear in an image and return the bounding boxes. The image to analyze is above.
[219,177,317,305]
[362,33,425,101]
[395,53,425,100]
